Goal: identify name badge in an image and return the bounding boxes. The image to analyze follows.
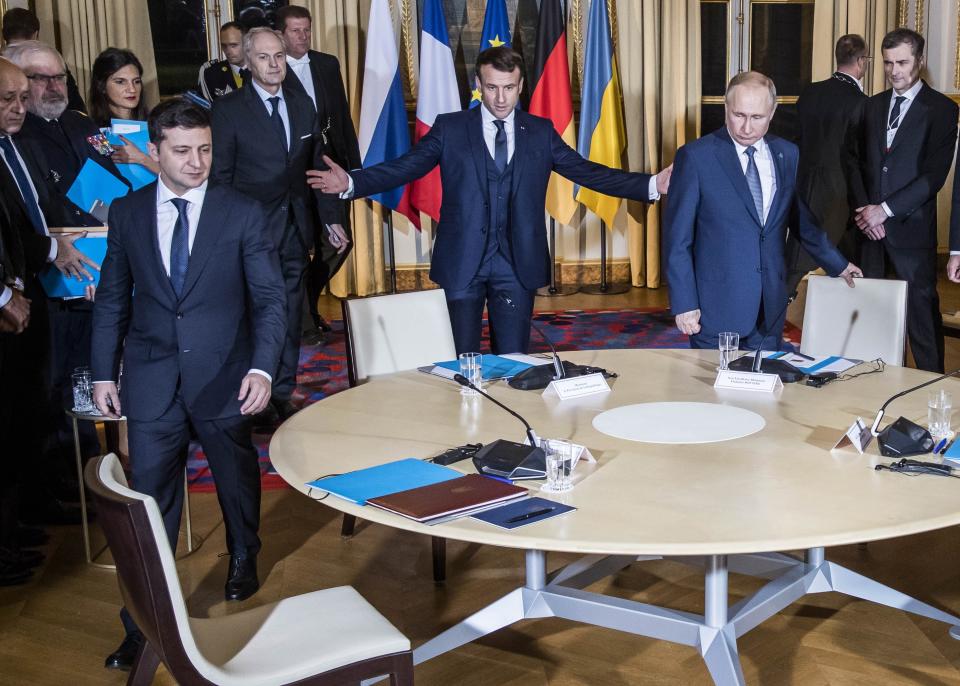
[714,369,783,393]
[544,372,610,400]
[832,417,874,454]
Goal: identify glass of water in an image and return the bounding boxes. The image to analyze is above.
[718,331,740,371]
[71,367,94,414]
[542,438,574,493]
[458,352,482,396]
[928,389,954,441]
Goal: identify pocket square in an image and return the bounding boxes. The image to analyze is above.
[300,133,312,140]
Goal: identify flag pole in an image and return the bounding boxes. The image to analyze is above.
[537,217,578,297]
[580,220,629,295]
[385,209,398,294]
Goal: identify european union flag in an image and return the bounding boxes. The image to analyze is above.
[470,0,512,108]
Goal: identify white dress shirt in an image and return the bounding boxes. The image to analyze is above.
[731,135,776,224]
[251,80,290,150]
[0,135,55,263]
[94,178,270,383]
[286,53,316,108]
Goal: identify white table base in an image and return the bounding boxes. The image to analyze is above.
[410,549,960,685]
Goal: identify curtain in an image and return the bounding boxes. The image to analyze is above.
[34,0,160,111]
[612,0,700,288]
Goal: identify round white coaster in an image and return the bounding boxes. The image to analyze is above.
[592,402,766,444]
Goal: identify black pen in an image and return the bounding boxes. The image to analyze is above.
[505,507,554,524]
[941,438,956,455]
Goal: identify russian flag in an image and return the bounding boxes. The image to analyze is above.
[469,0,512,108]
[410,0,460,224]
[357,0,419,227]
[575,0,626,227]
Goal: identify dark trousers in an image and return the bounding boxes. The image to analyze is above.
[47,301,98,467]
[306,220,352,327]
[274,222,309,399]
[688,299,784,352]
[444,251,535,355]
[121,391,260,634]
[860,239,943,372]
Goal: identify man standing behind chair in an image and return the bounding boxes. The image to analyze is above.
[309,46,670,355]
[787,34,869,296]
[211,27,335,420]
[92,99,285,670]
[665,72,862,350]
[276,5,359,338]
[855,28,957,373]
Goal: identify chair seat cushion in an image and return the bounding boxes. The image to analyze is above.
[188,586,410,685]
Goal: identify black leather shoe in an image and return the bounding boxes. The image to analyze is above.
[315,314,334,333]
[104,631,143,671]
[16,526,50,548]
[0,555,32,586]
[0,546,44,569]
[224,555,259,601]
[19,498,82,526]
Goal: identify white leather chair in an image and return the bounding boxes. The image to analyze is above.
[86,453,413,686]
[800,275,908,366]
[342,288,456,385]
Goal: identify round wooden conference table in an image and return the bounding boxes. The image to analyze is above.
[270,349,960,685]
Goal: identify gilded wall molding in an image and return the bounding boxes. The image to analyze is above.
[573,0,584,85]
[897,0,908,27]
[915,0,925,33]
[399,0,416,98]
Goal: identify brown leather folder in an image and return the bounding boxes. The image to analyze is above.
[367,473,528,522]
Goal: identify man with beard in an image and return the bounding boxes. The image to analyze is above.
[3,41,129,227]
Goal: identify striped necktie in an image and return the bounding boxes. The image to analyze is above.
[744,145,764,225]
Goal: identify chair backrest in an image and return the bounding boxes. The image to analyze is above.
[84,454,211,683]
[342,289,457,385]
[800,275,908,366]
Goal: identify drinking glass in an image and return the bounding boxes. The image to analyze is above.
[718,332,740,371]
[71,367,94,414]
[458,352,482,396]
[928,389,954,441]
[542,438,574,493]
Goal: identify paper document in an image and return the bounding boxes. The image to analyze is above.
[106,119,157,190]
[762,350,858,374]
[420,354,534,381]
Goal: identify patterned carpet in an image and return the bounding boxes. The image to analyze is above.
[186,308,800,491]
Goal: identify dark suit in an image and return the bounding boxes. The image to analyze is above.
[198,58,244,101]
[347,107,653,353]
[284,50,360,325]
[788,72,867,294]
[16,110,131,227]
[860,81,958,372]
[211,83,327,399]
[91,182,285,572]
[664,128,850,349]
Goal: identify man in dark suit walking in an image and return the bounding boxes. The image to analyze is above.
[310,46,670,355]
[211,27,336,419]
[855,28,957,373]
[665,72,862,350]
[276,5,359,336]
[787,34,870,295]
[92,98,286,670]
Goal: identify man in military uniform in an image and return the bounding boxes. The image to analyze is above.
[198,21,246,102]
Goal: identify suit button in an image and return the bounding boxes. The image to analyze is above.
[279,204,287,212]
[882,166,888,173]
[481,227,487,233]
[176,312,184,319]
[756,267,762,273]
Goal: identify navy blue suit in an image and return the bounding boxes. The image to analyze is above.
[349,107,653,353]
[91,181,285,578]
[664,128,849,349]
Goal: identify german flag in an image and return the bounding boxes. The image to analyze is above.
[529,0,577,226]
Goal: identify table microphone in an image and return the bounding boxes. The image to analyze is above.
[453,373,546,480]
[728,290,805,382]
[869,368,960,456]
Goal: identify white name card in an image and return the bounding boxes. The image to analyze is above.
[832,417,874,454]
[714,369,783,393]
[544,372,611,400]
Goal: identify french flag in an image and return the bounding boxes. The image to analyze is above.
[357,0,419,227]
[411,0,460,224]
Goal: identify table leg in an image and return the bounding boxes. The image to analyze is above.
[72,416,92,565]
[701,555,747,686]
[184,470,193,553]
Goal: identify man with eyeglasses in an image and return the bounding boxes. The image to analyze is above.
[787,34,870,296]
[3,40,129,228]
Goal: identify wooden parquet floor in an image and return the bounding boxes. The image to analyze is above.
[5,282,960,685]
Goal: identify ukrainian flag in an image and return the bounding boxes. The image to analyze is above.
[470,0,512,108]
[576,0,626,226]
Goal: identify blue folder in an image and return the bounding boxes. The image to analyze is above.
[38,235,107,297]
[306,458,461,505]
[66,158,130,214]
[434,354,532,380]
[106,119,157,191]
